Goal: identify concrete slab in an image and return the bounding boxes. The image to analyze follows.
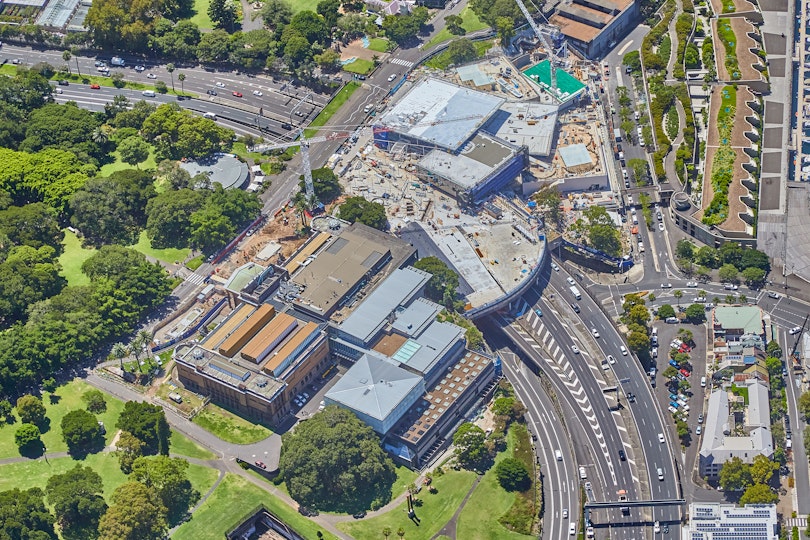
[396,222,474,296]
[762,151,784,173]
[787,184,810,281]
[764,101,784,124]
[759,0,787,10]
[763,33,787,52]
[760,175,783,210]
[763,127,785,148]
[769,57,786,77]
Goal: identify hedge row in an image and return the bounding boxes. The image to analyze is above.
[641,0,676,71]
[673,13,695,80]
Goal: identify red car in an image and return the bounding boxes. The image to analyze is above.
[678,343,691,353]
[679,368,691,378]
[232,91,243,97]
[254,460,266,469]
[90,83,101,89]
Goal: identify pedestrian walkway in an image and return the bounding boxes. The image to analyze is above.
[390,58,414,67]
[786,516,808,528]
[176,267,206,285]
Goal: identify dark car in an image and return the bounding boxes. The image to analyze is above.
[627,393,636,403]
[618,449,626,461]
[571,303,581,313]
[352,511,367,519]
[58,80,69,86]
[207,89,217,95]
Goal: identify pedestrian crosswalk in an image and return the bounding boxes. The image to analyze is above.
[390,58,414,68]
[176,268,206,285]
[786,517,807,528]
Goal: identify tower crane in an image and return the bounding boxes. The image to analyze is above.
[513,0,565,94]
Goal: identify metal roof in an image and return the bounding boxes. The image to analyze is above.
[337,267,431,345]
[559,144,593,168]
[325,353,423,422]
[376,78,505,152]
[713,306,763,335]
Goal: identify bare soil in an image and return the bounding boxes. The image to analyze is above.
[732,18,764,81]
[338,38,381,63]
[708,0,758,16]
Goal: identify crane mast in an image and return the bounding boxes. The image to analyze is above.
[514,0,558,92]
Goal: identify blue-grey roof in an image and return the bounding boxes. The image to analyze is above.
[456,65,495,87]
[393,319,464,375]
[325,353,423,422]
[558,144,592,168]
[337,267,431,345]
[376,78,505,151]
[391,297,441,336]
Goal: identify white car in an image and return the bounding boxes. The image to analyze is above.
[571,345,580,354]
[686,281,698,287]
[551,262,560,271]
[723,283,738,290]
[658,222,664,231]
[562,508,568,519]
[661,283,672,288]
[567,277,576,286]
[387,73,397,82]
[607,355,616,364]
[252,90,263,96]
[134,65,145,72]
[54,87,63,94]
[658,433,665,443]
[591,328,600,338]
[696,425,702,435]
[654,521,661,533]
[215,82,225,88]
[790,326,803,335]
[638,242,645,252]
[631,207,637,215]
[768,291,780,299]
[146,73,157,79]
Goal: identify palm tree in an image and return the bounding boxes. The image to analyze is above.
[673,289,683,307]
[294,192,309,228]
[112,342,129,370]
[62,50,71,74]
[166,63,175,92]
[396,527,405,539]
[137,330,154,354]
[71,47,81,77]
[178,72,185,95]
[91,127,108,145]
[382,527,391,540]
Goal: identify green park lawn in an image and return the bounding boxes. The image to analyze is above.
[425,40,494,70]
[59,229,96,286]
[337,470,478,540]
[367,37,390,53]
[99,145,158,176]
[129,230,191,264]
[456,429,535,539]
[192,402,272,444]
[188,0,215,30]
[424,7,488,49]
[173,473,339,540]
[0,379,126,459]
[303,81,360,138]
[288,0,321,12]
[342,58,375,75]
[170,430,217,460]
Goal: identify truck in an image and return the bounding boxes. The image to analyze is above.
[614,128,622,142]
[111,56,125,67]
[569,286,582,300]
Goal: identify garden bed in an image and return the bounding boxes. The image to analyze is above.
[712,18,763,81]
[709,0,758,15]
[698,85,756,232]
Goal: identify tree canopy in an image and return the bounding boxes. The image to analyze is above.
[131,456,199,523]
[570,206,621,256]
[718,456,752,491]
[453,422,490,470]
[16,394,46,425]
[0,488,56,539]
[299,167,341,204]
[278,405,397,512]
[495,457,531,491]
[413,256,459,308]
[339,196,388,230]
[115,401,171,456]
[97,482,167,540]
[61,409,104,457]
[46,464,107,537]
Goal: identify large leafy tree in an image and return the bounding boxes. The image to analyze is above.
[145,189,207,248]
[339,196,388,230]
[14,422,43,454]
[278,406,397,512]
[299,167,342,204]
[20,102,106,166]
[571,205,621,256]
[115,431,145,474]
[141,104,233,160]
[0,488,57,539]
[196,30,233,64]
[115,401,170,456]
[0,203,63,252]
[97,482,167,540]
[189,206,236,253]
[0,245,66,326]
[16,394,46,425]
[718,456,752,491]
[453,422,489,469]
[0,68,53,113]
[446,39,478,64]
[46,464,107,537]
[495,457,530,491]
[749,454,778,485]
[413,256,459,307]
[382,8,429,44]
[208,0,237,31]
[739,483,778,505]
[61,409,104,457]
[684,304,706,323]
[131,456,200,522]
[799,391,810,421]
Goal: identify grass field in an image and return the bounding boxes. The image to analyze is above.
[173,473,339,540]
[231,141,266,161]
[337,470,478,540]
[192,403,272,444]
[287,0,320,12]
[424,7,488,49]
[425,40,494,70]
[99,145,158,176]
[367,37,390,53]
[0,379,126,459]
[456,428,535,540]
[342,58,375,75]
[58,229,96,286]
[129,230,190,264]
[0,452,219,501]
[170,430,217,460]
[303,81,360,138]
[188,0,215,29]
